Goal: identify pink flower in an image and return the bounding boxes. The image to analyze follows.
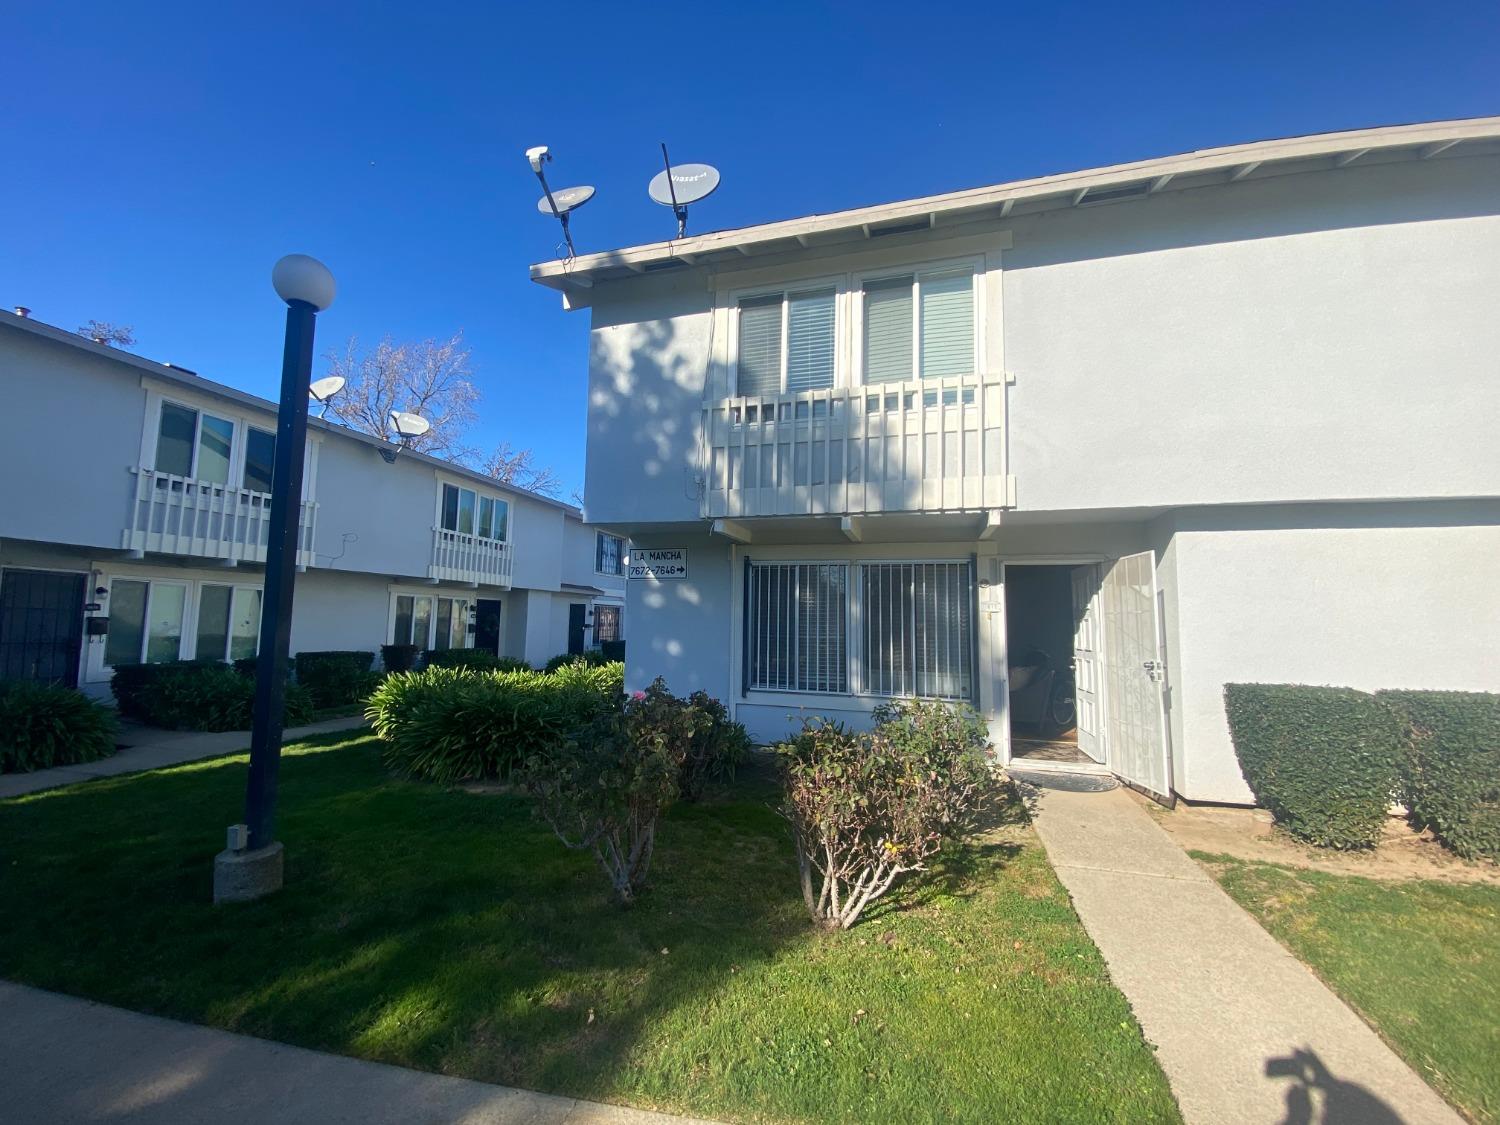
[631,690,646,701]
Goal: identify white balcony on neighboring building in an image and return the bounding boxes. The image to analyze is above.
[701,373,1012,519]
[123,467,318,567]
[429,527,514,587]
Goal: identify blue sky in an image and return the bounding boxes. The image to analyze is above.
[4,1,1496,496]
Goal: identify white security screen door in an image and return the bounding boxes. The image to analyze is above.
[1100,550,1173,805]
[1070,565,1103,763]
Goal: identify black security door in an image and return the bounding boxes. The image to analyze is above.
[0,570,88,687]
[567,603,587,655]
[474,599,503,656]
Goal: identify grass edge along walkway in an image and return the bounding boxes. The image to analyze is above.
[0,732,1179,1125]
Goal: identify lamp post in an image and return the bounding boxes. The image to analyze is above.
[213,254,336,905]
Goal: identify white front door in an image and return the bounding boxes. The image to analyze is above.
[1100,550,1173,805]
[1070,565,1103,763]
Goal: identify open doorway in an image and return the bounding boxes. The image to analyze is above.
[1005,564,1098,767]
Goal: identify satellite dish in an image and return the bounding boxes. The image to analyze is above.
[309,375,345,402]
[527,144,591,259]
[388,411,431,439]
[536,185,595,215]
[649,145,721,239]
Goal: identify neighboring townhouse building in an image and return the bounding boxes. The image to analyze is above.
[0,311,625,696]
[532,117,1500,806]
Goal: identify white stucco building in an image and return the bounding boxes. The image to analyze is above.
[533,117,1500,805]
[0,312,626,696]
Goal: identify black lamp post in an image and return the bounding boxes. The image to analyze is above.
[213,254,335,905]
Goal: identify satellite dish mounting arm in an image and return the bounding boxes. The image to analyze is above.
[531,152,577,258]
[661,142,688,239]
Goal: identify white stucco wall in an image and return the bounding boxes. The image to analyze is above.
[581,154,1500,528]
[1164,502,1500,803]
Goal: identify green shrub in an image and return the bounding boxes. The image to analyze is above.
[380,644,421,673]
[110,659,223,719]
[0,682,119,773]
[522,678,696,904]
[551,658,624,698]
[293,650,376,708]
[679,690,751,801]
[777,699,1000,930]
[135,664,313,732]
[369,663,621,784]
[1224,684,1403,850]
[1380,690,1500,861]
[422,649,531,673]
[544,650,611,674]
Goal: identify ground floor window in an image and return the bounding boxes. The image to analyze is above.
[391,592,470,650]
[593,603,622,644]
[102,576,263,668]
[745,558,973,700]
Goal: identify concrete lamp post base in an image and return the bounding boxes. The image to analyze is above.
[213,842,285,904]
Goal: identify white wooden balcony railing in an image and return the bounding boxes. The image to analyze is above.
[123,467,317,566]
[701,373,1012,519]
[429,528,514,587]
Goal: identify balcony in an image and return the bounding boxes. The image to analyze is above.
[429,528,514,587]
[701,373,1012,519]
[123,467,317,567]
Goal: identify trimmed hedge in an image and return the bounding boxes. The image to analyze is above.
[0,682,119,773]
[368,661,624,783]
[293,650,377,708]
[110,659,224,720]
[423,649,531,673]
[134,663,314,732]
[380,644,421,673]
[1380,690,1500,861]
[1224,683,1402,849]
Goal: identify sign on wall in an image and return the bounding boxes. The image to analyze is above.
[629,548,688,580]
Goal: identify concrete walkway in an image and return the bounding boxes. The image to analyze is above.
[0,982,714,1124]
[1031,784,1461,1125]
[0,715,369,799]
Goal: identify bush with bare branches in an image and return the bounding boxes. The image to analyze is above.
[777,700,1002,931]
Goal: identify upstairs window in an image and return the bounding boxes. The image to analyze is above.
[862,268,975,384]
[242,428,275,493]
[737,287,837,396]
[596,532,625,576]
[441,483,509,541]
[156,402,234,483]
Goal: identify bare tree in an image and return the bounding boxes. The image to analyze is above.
[77,321,136,347]
[322,333,480,460]
[478,442,562,497]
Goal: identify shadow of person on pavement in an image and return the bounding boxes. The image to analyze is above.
[1266,1047,1405,1125]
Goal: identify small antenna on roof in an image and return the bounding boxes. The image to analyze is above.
[527,145,595,259]
[649,143,720,239]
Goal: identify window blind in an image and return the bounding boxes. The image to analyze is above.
[919,270,974,379]
[857,561,972,700]
[864,276,914,384]
[785,288,836,391]
[747,562,848,693]
[737,295,783,396]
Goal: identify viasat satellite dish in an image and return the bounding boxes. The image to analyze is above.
[649,144,721,238]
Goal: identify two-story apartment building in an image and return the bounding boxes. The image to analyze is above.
[533,117,1500,806]
[0,311,625,695]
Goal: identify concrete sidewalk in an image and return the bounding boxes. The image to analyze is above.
[0,715,369,799]
[0,982,714,1124]
[1031,783,1461,1124]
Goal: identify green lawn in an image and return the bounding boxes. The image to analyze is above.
[1199,854,1500,1124]
[0,734,1179,1124]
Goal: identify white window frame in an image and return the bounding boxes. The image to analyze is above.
[741,554,976,704]
[138,381,318,500]
[730,272,847,396]
[89,571,265,680]
[386,587,474,651]
[852,255,985,387]
[434,476,511,543]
